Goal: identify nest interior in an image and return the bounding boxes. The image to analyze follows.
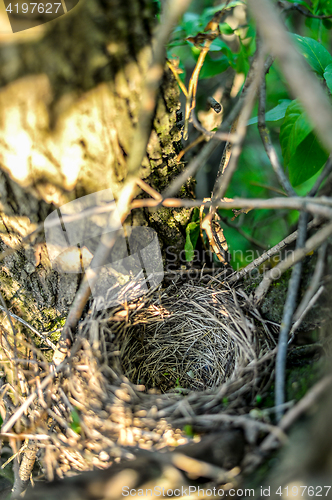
[115,283,275,393]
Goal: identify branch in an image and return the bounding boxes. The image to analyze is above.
[261,374,332,453]
[11,441,38,500]
[161,81,263,200]
[211,49,266,204]
[258,75,296,196]
[140,196,332,218]
[228,218,322,283]
[252,220,332,304]
[275,212,308,421]
[248,0,332,154]
[0,306,56,351]
[284,2,332,19]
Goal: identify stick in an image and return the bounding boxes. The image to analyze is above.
[228,218,321,283]
[248,0,332,154]
[253,221,332,304]
[275,212,308,421]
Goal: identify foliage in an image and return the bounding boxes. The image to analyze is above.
[168,1,332,267]
[69,408,81,434]
[168,1,255,81]
[184,208,200,262]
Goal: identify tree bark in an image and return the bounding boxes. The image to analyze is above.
[0,0,193,331]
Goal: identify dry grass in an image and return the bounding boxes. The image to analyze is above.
[117,283,273,392]
[0,275,280,482]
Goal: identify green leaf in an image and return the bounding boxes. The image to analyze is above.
[280,100,313,165]
[183,424,194,437]
[288,132,329,186]
[286,0,313,8]
[199,54,230,79]
[203,1,244,17]
[235,39,250,74]
[0,466,14,483]
[248,99,292,125]
[185,222,200,262]
[280,101,328,186]
[292,34,332,76]
[191,207,200,223]
[219,22,234,35]
[323,62,332,92]
[70,408,81,434]
[323,19,332,29]
[184,234,194,263]
[209,38,232,52]
[181,12,201,36]
[206,38,235,67]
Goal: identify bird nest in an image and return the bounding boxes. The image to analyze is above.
[115,283,272,393]
[0,275,279,482]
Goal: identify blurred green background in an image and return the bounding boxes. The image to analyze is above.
[165,0,332,269]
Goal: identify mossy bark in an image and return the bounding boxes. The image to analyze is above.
[0,0,193,331]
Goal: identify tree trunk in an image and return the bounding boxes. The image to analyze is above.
[0,0,193,331]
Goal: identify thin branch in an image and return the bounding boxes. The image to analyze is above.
[127,0,193,175]
[258,75,296,196]
[211,50,266,205]
[176,134,205,162]
[218,215,268,250]
[183,2,232,140]
[252,220,332,305]
[275,212,308,422]
[183,41,215,140]
[0,433,50,440]
[309,156,332,197]
[135,196,332,219]
[290,285,324,339]
[166,59,188,97]
[255,65,332,420]
[228,218,321,283]
[136,178,162,201]
[294,240,327,323]
[200,50,269,260]
[0,306,56,351]
[248,0,332,155]
[285,2,332,19]
[260,374,332,453]
[161,83,264,200]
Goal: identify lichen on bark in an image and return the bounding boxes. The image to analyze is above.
[0,0,193,331]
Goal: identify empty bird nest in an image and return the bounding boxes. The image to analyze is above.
[0,274,280,482]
